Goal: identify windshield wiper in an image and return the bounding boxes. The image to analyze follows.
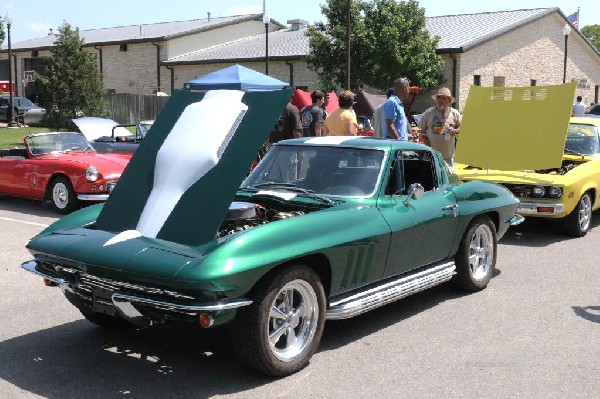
[247,182,334,205]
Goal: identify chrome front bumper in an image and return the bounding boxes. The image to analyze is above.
[77,194,109,201]
[518,202,565,216]
[21,260,252,325]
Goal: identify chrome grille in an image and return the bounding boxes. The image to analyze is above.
[501,184,533,198]
[38,260,195,301]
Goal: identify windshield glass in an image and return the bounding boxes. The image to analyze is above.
[27,133,92,156]
[243,144,385,197]
[565,123,600,155]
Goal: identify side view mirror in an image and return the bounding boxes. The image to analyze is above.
[403,183,425,206]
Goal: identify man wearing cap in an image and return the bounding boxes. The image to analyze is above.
[419,87,461,166]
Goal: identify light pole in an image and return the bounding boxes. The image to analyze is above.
[5,14,18,128]
[562,24,571,84]
[262,13,270,75]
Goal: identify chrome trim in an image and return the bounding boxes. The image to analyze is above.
[21,261,68,286]
[326,261,456,320]
[77,194,109,201]
[507,214,525,226]
[21,260,254,320]
[518,202,565,216]
[112,293,253,316]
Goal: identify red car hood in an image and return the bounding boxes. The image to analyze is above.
[37,152,131,172]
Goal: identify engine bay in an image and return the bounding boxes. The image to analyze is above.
[217,201,307,238]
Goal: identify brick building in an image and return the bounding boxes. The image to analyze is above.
[1,8,598,112]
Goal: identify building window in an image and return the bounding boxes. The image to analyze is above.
[493,76,506,87]
[530,79,537,86]
[473,75,481,86]
[119,44,128,52]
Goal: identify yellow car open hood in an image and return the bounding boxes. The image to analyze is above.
[455,82,577,170]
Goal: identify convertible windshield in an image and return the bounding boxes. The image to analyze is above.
[27,132,93,156]
[243,144,385,197]
[565,123,600,156]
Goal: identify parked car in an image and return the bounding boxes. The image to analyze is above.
[585,104,600,118]
[21,89,522,377]
[0,132,131,213]
[0,95,45,123]
[72,117,153,154]
[454,81,599,237]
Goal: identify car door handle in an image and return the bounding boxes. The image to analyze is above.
[442,204,458,217]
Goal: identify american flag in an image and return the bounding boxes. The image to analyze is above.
[567,10,579,29]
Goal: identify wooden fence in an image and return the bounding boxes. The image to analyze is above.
[104,93,170,124]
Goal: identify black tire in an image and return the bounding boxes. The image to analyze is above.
[49,176,78,214]
[563,192,592,237]
[453,215,497,292]
[231,265,326,377]
[79,307,135,329]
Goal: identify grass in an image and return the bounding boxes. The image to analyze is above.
[0,126,51,148]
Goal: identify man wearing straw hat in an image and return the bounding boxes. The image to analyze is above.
[419,87,461,166]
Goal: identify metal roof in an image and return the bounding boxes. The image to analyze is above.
[13,7,594,59]
[425,8,558,51]
[12,14,286,50]
[164,28,310,64]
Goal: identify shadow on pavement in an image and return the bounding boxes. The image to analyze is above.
[499,210,600,248]
[0,321,272,399]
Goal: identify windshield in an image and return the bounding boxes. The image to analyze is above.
[243,144,385,197]
[565,123,600,155]
[27,133,93,156]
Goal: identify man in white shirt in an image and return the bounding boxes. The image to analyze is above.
[573,96,586,117]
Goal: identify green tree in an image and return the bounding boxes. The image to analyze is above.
[306,0,443,91]
[38,22,106,129]
[581,24,600,51]
[0,19,5,48]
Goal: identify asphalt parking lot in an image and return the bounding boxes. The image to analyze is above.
[1,197,598,399]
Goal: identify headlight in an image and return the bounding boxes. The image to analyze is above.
[86,166,99,182]
[548,186,563,199]
[532,186,545,197]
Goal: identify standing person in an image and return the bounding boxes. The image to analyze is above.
[572,95,586,117]
[419,87,461,166]
[323,90,358,136]
[383,77,410,140]
[373,88,394,138]
[321,92,330,120]
[268,95,303,143]
[300,90,325,137]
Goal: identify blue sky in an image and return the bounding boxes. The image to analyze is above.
[2,0,597,44]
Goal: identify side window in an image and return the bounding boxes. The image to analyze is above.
[386,149,438,195]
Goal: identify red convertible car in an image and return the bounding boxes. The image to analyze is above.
[0,132,131,213]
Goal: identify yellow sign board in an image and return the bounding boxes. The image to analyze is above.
[455,82,577,170]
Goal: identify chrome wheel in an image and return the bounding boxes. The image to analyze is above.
[268,279,319,362]
[576,194,592,233]
[468,224,495,281]
[52,182,70,209]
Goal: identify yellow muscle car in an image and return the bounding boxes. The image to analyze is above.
[454,83,599,236]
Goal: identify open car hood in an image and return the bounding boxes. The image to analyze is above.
[95,89,291,246]
[72,117,133,141]
[455,82,577,170]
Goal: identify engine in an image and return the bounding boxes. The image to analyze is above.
[217,201,305,238]
[535,160,582,175]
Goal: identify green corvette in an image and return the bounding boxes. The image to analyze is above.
[22,88,523,376]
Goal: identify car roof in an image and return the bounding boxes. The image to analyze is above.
[277,136,428,151]
[570,117,600,127]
